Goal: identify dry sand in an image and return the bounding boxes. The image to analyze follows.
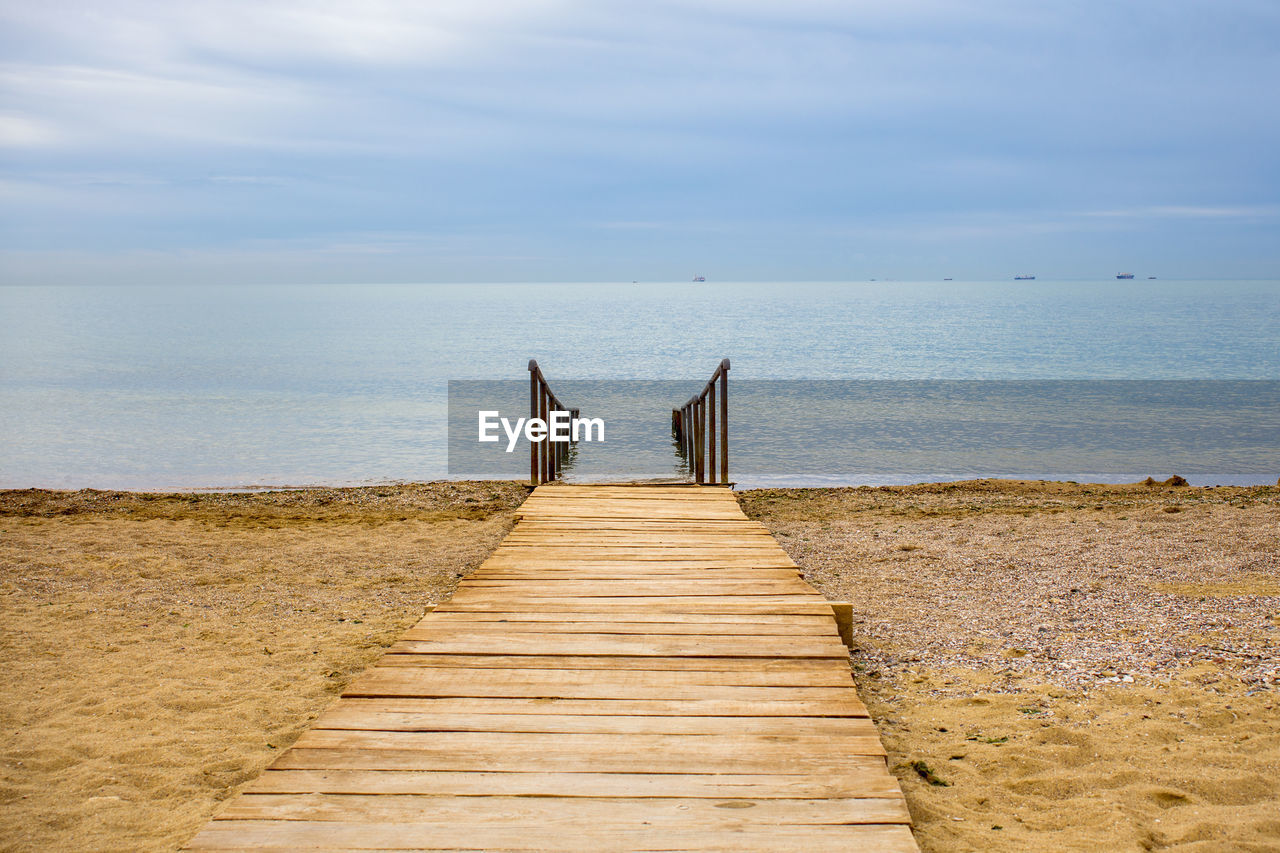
[741,480,1280,852]
[2,479,1277,852]
[0,483,527,852]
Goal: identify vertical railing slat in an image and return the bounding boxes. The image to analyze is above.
[708,381,717,485]
[719,361,729,484]
[529,362,539,485]
[694,398,704,483]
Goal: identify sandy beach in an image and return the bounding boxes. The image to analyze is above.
[742,480,1280,851]
[2,479,1277,851]
[0,484,527,852]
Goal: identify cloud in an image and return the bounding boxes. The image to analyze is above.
[1,1,561,69]
[0,113,63,147]
[1083,206,1280,221]
[0,1,1277,280]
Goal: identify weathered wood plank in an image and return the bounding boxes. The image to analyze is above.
[186,821,920,852]
[433,600,839,615]
[370,653,851,671]
[425,597,831,611]
[457,580,815,594]
[270,744,887,774]
[242,769,902,798]
[343,673,857,701]
[304,696,872,717]
[417,612,831,626]
[311,707,877,736]
[348,664,855,687]
[383,636,846,659]
[289,729,888,756]
[215,794,911,825]
[398,621,836,637]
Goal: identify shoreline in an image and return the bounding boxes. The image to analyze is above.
[2,479,1277,851]
[4,472,1278,494]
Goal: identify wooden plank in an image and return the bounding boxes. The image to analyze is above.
[474,565,797,572]
[243,769,902,798]
[186,821,920,852]
[513,513,760,520]
[312,707,878,736]
[383,637,846,659]
[435,593,825,604]
[417,612,831,626]
[490,535,788,543]
[503,525,777,533]
[349,664,855,687]
[216,794,911,825]
[434,600,841,615]
[472,571,804,579]
[343,673,857,701]
[457,581,814,594]
[514,521,759,526]
[306,696,872,717]
[271,745,886,774]
[399,617,834,630]
[476,560,801,570]
[488,545,791,553]
[290,729,888,757]
[370,654,851,672]
[377,649,847,667]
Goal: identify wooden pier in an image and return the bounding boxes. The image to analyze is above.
[185,485,915,851]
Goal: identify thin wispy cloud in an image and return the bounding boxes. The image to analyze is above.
[1084,206,1280,221]
[1,0,1277,282]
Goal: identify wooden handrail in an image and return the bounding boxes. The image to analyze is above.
[671,359,729,484]
[528,360,579,484]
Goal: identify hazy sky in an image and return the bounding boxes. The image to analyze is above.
[2,0,1277,283]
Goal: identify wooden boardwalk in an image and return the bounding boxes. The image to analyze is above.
[186,485,915,852]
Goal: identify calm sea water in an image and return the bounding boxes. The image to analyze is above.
[1,280,1277,489]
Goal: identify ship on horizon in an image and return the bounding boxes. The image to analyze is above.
[1116,272,1135,279]
[1014,274,1036,280]
[692,274,705,282]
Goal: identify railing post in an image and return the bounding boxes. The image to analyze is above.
[554,401,566,477]
[551,403,560,480]
[539,386,550,484]
[694,397,705,484]
[686,404,694,467]
[681,405,690,462]
[689,402,696,481]
[529,360,540,484]
[707,380,717,485]
[719,358,729,483]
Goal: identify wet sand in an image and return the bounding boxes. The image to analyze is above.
[2,479,1277,851]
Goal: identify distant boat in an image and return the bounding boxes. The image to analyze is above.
[1116,273,1135,279]
[943,277,953,281]
[1148,276,1157,280]
[1014,274,1035,280]
[692,275,705,282]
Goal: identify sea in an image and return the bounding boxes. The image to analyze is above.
[1,280,1277,490]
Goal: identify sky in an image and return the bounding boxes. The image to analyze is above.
[1,0,1278,284]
